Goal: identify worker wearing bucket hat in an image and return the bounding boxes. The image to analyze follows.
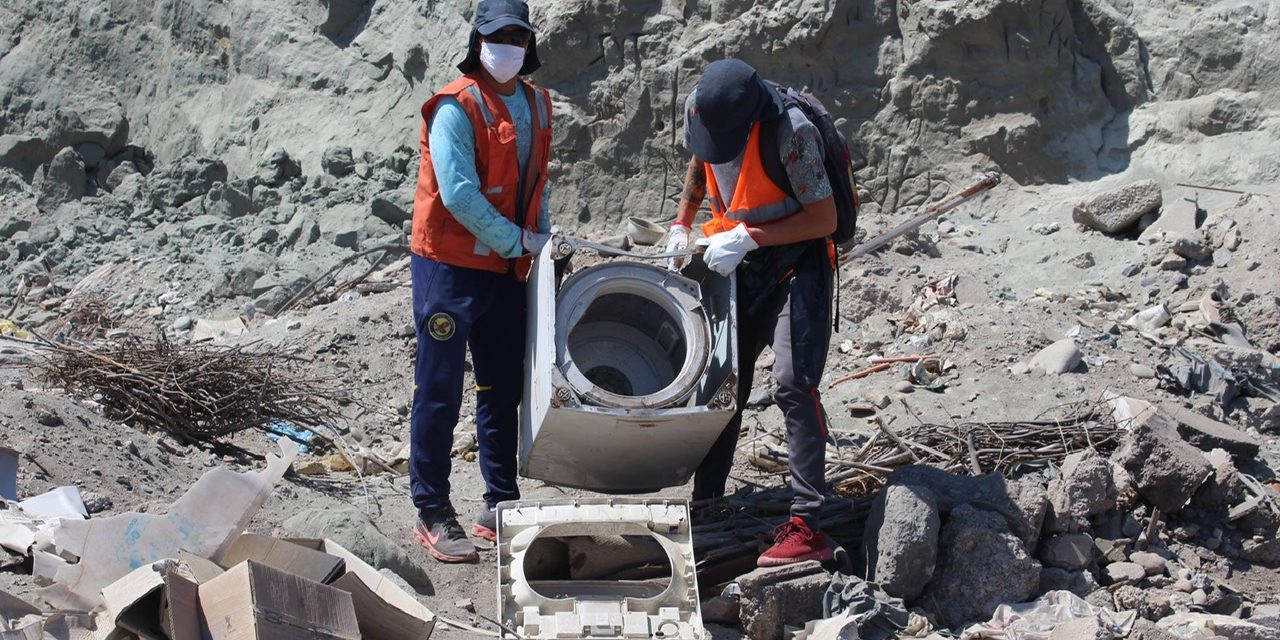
[670,58,839,567]
[408,0,555,563]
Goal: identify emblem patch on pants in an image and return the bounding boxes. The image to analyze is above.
[427,312,456,341]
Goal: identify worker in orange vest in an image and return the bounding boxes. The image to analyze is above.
[668,59,838,567]
[408,0,554,563]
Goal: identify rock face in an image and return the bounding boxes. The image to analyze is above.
[1112,408,1212,512]
[1073,180,1163,233]
[862,483,940,602]
[920,504,1041,629]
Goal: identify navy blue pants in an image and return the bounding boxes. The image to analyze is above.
[409,254,525,517]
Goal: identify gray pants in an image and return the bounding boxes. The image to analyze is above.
[694,261,832,525]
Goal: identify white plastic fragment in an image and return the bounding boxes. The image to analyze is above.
[38,441,297,611]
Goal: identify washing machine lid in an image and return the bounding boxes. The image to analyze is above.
[497,498,706,640]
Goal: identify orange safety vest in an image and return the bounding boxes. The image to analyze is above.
[701,121,838,268]
[701,122,795,239]
[411,73,553,281]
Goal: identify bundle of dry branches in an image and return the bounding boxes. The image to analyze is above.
[35,333,348,445]
[748,401,1122,497]
[47,292,122,341]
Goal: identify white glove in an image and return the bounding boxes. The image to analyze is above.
[698,224,758,276]
[666,222,691,271]
[521,229,553,255]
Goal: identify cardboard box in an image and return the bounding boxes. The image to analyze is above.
[198,561,359,640]
[287,539,436,640]
[100,560,171,640]
[162,552,226,640]
[216,534,344,585]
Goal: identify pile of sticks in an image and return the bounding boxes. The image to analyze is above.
[750,401,1122,497]
[48,292,121,341]
[693,490,874,586]
[34,333,348,445]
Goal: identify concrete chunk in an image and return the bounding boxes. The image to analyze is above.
[919,504,1040,628]
[1073,179,1163,233]
[1111,408,1212,512]
[1163,405,1261,462]
[738,561,828,640]
[1030,339,1082,374]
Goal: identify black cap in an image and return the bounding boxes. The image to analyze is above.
[687,59,784,164]
[457,0,542,75]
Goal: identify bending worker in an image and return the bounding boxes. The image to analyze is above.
[408,0,554,563]
[668,58,837,567]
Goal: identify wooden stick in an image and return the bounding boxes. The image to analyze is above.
[828,362,893,388]
[869,354,939,365]
[966,433,983,475]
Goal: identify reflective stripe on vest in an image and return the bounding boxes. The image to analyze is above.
[701,122,795,238]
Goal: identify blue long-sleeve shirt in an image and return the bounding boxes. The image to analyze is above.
[428,90,551,259]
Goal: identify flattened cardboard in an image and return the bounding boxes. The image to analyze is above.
[198,561,359,640]
[100,560,170,640]
[286,538,436,640]
[215,534,343,585]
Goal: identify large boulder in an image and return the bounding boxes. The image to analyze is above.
[919,504,1041,628]
[862,484,940,602]
[1111,408,1212,512]
[35,147,88,212]
[150,158,228,209]
[1073,179,1163,234]
[884,466,1043,547]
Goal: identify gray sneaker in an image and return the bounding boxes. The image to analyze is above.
[414,506,478,563]
[473,505,497,542]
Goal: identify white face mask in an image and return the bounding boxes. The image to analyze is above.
[480,41,526,83]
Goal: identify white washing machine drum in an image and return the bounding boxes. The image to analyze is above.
[554,261,711,410]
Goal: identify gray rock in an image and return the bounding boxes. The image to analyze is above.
[884,466,1041,546]
[1038,567,1099,597]
[1069,252,1096,269]
[1111,408,1212,512]
[253,286,296,316]
[1103,561,1145,585]
[1073,180,1162,234]
[370,188,415,227]
[1171,234,1214,261]
[1251,603,1280,631]
[862,484,940,602]
[1050,449,1117,521]
[321,145,355,177]
[1130,618,1182,640]
[257,147,302,187]
[103,160,140,192]
[0,135,50,179]
[283,210,321,248]
[282,507,432,593]
[1128,551,1168,576]
[217,251,275,298]
[1160,254,1188,271]
[1030,339,1082,374]
[1130,364,1157,379]
[1191,449,1244,511]
[738,561,828,640]
[205,181,257,219]
[73,142,106,169]
[318,202,367,249]
[150,158,228,209]
[172,316,193,331]
[0,217,32,240]
[1164,405,1262,462]
[1040,533,1096,569]
[919,504,1040,628]
[1158,614,1280,640]
[36,147,88,212]
[1239,537,1280,565]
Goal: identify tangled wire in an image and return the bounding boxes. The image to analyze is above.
[36,333,348,445]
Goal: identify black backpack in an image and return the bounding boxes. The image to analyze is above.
[759,83,861,246]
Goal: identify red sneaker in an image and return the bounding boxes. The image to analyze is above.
[757,516,834,567]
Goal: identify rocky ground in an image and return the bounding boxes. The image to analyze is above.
[2,0,1279,639]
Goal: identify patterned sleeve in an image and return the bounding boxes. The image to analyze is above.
[682,90,697,150]
[780,118,832,204]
